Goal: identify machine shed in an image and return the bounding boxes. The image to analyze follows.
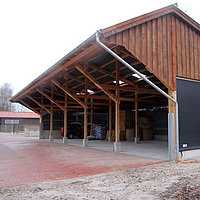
[11,4,200,159]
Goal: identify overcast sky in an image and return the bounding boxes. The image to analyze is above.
[0,0,199,95]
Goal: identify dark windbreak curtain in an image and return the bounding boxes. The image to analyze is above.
[177,78,200,151]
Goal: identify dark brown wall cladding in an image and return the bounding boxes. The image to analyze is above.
[106,14,200,91]
[106,14,175,90]
[175,17,200,80]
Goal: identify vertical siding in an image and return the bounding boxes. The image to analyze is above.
[106,14,200,90]
[157,17,163,83]
[194,32,198,79]
[167,15,172,88]
[190,28,194,79]
[198,34,200,78]
[123,29,129,50]
[142,23,147,64]
[162,16,167,83]
[175,17,200,80]
[175,18,181,77]
[128,27,135,54]
[185,24,190,77]
[147,21,152,70]
[180,21,186,77]
[152,19,158,75]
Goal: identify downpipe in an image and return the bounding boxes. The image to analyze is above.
[95,31,181,161]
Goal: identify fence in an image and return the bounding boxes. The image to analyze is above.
[0,124,24,133]
[0,125,39,137]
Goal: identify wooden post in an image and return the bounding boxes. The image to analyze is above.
[64,76,68,143]
[40,95,43,139]
[146,107,149,117]
[115,48,120,149]
[40,108,43,139]
[135,90,138,142]
[64,109,67,138]
[109,99,112,141]
[168,90,176,148]
[49,86,53,141]
[84,107,88,139]
[83,64,88,146]
[90,99,93,135]
[76,108,78,125]
[115,102,120,143]
[50,112,53,136]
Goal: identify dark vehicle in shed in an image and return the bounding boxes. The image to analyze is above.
[60,123,84,139]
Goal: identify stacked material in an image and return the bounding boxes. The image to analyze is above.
[138,117,153,140]
[95,126,106,140]
[126,128,134,141]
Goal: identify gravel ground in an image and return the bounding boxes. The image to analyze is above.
[1,161,200,199]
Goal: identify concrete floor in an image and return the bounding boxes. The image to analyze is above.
[50,138,200,161]
[51,138,169,161]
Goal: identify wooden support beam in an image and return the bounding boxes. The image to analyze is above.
[115,102,120,143]
[142,80,160,88]
[64,76,68,138]
[84,108,88,139]
[90,99,93,135]
[121,67,147,79]
[71,58,138,92]
[70,74,95,90]
[135,88,138,139]
[50,86,53,137]
[14,43,99,101]
[40,108,43,137]
[75,64,119,103]
[88,63,136,88]
[133,75,155,83]
[101,84,160,94]
[43,88,65,98]
[168,90,176,148]
[51,79,87,108]
[109,99,112,139]
[76,109,78,125]
[83,107,88,139]
[115,49,120,143]
[70,56,129,91]
[146,107,149,116]
[19,100,40,115]
[120,48,138,60]
[84,64,88,139]
[63,43,99,70]
[36,89,66,111]
[74,94,110,100]
[26,95,52,114]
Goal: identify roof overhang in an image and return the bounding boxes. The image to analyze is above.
[12,4,198,112]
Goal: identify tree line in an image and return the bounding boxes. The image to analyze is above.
[0,82,30,112]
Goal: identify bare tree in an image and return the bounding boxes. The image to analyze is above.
[0,82,31,112]
[13,103,31,112]
[0,82,13,111]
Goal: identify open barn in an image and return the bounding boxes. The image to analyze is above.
[11,4,200,160]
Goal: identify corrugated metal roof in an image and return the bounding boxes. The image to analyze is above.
[0,111,40,119]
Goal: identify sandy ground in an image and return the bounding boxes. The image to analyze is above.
[0,161,200,200]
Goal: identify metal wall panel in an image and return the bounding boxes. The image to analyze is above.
[177,78,200,151]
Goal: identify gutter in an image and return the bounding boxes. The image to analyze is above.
[96,30,180,160]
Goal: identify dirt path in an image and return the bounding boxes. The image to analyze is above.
[1,161,200,199]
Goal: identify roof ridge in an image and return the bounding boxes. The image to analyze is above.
[102,4,200,37]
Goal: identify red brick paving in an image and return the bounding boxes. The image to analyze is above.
[0,134,165,188]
